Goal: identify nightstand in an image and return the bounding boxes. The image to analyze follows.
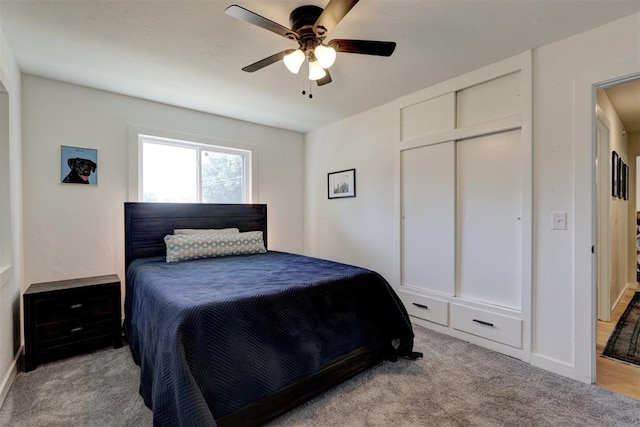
[23,274,122,372]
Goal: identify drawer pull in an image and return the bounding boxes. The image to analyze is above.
[412,303,429,310]
[472,319,494,327]
[70,304,83,309]
[70,327,83,333]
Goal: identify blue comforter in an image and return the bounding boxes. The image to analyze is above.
[124,251,414,426]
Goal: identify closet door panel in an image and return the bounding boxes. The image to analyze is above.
[400,93,455,141]
[456,130,522,309]
[401,142,455,294]
[456,71,521,127]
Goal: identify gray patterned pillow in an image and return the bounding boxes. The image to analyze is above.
[164,231,266,263]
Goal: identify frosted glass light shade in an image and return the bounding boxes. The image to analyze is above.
[283,49,305,74]
[308,59,327,80]
[314,44,336,69]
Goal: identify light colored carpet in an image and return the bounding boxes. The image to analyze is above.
[1,325,639,426]
[0,344,152,427]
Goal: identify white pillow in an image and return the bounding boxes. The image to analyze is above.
[173,228,240,235]
[165,231,266,263]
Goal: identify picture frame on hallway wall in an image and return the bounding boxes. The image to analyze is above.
[328,168,356,199]
[620,161,625,200]
[617,157,624,199]
[61,146,98,185]
[612,151,618,198]
[623,162,629,200]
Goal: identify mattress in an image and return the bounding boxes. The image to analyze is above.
[124,251,414,425]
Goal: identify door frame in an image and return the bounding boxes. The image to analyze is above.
[573,67,639,383]
[595,108,611,322]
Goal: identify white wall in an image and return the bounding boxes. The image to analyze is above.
[532,12,639,381]
[304,12,640,383]
[21,75,304,292]
[0,21,22,408]
[305,103,396,281]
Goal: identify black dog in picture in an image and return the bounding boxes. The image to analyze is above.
[63,157,97,184]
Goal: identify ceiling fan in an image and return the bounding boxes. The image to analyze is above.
[225,0,396,93]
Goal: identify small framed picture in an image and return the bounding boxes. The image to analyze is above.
[617,157,623,199]
[623,162,629,200]
[612,151,618,198]
[328,168,356,199]
[61,146,98,185]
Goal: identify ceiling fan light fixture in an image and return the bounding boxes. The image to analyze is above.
[308,59,327,80]
[225,2,397,88]
[283,49,305,74]
[314,44,336,69]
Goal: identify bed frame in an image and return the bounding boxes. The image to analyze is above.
[124,202,390,425]
[124,202,268,270]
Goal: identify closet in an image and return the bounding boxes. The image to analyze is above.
[394,52,532,360]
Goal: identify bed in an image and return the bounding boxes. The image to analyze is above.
[123,202,417,426]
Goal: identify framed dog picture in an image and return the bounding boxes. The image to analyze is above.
[61,146,98,185]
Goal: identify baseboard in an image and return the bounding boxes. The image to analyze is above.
[611,283,630,313]
[409,317,524,360]
[530,353,591,384]
[0,346,21,410]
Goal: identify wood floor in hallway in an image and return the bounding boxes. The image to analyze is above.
[597,286,640,400]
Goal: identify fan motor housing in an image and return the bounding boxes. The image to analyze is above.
[289,5,323,40]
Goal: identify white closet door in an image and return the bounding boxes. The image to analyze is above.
[456,130,522,309]
[401,142,455,294]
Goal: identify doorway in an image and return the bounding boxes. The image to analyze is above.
[595,77,640,399]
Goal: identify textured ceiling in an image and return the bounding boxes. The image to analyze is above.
[1,0,639,133]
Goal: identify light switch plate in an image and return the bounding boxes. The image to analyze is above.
[552,212,567,230]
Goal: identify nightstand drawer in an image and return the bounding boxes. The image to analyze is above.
[37,319,114,349]
[36,292,114,324]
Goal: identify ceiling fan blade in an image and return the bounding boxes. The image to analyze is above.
[313,0,360,37]
[242,50,293,73]
[328,39,396,56]
[316,70,332,86]
[225,5,299,40]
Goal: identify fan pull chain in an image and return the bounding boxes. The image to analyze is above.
[299,61,313,99]
[301,84,312,98]
[301,65,306,96]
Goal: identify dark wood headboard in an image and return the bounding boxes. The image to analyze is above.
[124,202,267,270]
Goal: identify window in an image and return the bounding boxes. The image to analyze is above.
[138,134,252,203]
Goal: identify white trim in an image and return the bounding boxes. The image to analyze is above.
[530,353,589,383]
[595,111,611,322]
[0,347,20,410]
[611,282,629,314]
[0,265,11,289]
[411,318,524,360]
[399,114,522,150]
[518,50,534,363]
[0,87,10,289]
[127,125,259,203]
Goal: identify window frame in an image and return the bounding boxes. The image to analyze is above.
[128,126,258,204]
